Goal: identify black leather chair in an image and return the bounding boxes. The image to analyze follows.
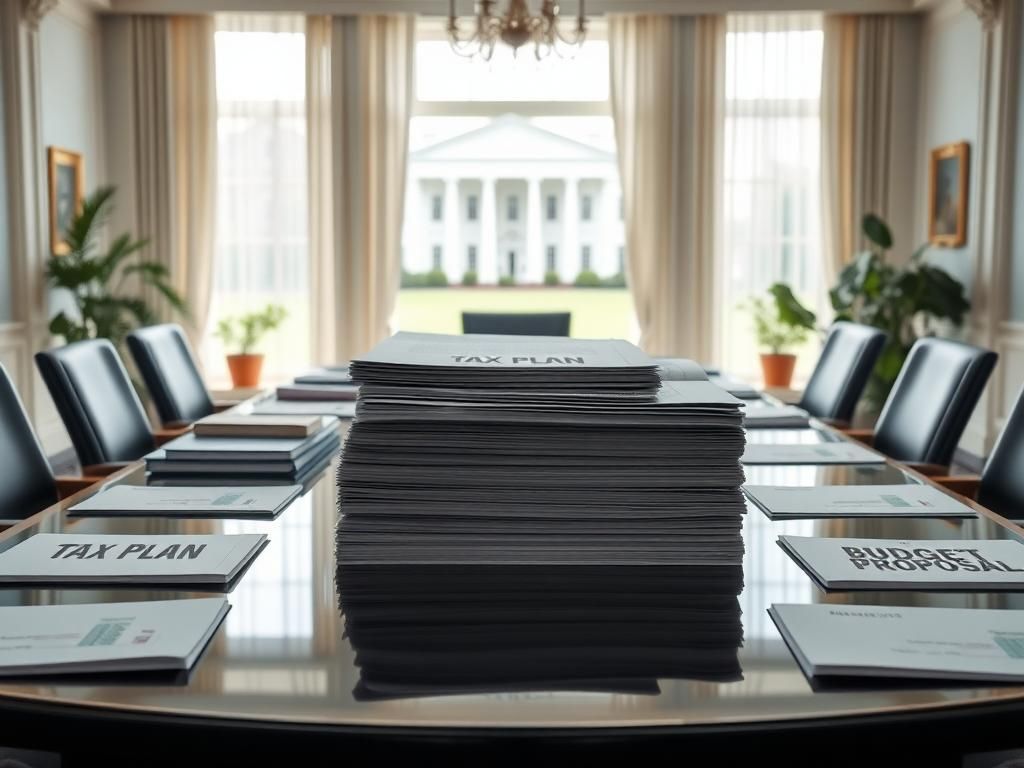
[35,339,159,469]
[798,322,887,425]
[0,363,59,520]
[976,385,1024,518]
[462,312,571,336]
[127,324,214,426]
[854,337,997,469]
[0,363,100,521]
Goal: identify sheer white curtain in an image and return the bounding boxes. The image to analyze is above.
[307,15,415,364]
[718,14,825,381]
[608,15,725,360]
[206,14,309,385]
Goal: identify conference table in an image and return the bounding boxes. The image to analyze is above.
[2,385,1024,764]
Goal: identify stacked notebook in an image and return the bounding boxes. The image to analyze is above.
[770,603,1024,683]
[0,597,228,676]
[337,332,748,568]
[146,416,341,486]
[337,563,743,698]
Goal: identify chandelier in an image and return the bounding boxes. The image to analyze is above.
[447,0,587,61]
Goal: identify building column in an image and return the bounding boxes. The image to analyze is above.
[479,176,498,284]
[526,176,543,284]
[562,177,580,283]
[601,177,619,276]
[443,177,461,282]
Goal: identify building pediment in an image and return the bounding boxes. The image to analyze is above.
[411,114,614,164]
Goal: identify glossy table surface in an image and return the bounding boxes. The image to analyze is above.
[2,409,1024,736]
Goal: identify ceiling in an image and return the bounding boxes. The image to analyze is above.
[99,0,943,15]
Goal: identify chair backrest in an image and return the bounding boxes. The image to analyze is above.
[978,385,1024,519]
[127,324,213,425]
[873,337,997,466]
[462,312,571,337]
[35,339,156,467]
[0,363,58,520]
[798,322,888,422]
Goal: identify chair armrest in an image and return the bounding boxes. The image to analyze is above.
[154,426,191,446]
[54,476,106,498]
[902,462,950,477]
[80,462,133,477]
[842,428,874,446]
[213,400,240,412]
[932,475,982,499]
[818,417,850,430]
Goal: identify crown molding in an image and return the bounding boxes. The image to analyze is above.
[964,0,1000,29]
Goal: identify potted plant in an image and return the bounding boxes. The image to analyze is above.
[215,304,288,388]
[44,186,187,347]
[774,213,970,409]
[745,285,815,388]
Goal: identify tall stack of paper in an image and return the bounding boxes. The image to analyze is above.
[146,416,341,486]
[337,563,743,698]
[336,332,747,569]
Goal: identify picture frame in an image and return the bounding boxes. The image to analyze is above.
[928,141,969,248]
[47,146,85,256]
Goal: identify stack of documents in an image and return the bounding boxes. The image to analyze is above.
[348,332,662,392]
[337,564,743,698]
[0,597,228,676]
[744,484,976,520]
[194,414,324,438]
[742,403,811,428]
[770,603,1024,683]
[146,418,340,485]
[742,441,884,465]
[337,333,747,568]
[0,533,267,587]
[778,536,1024,590]
[69,485,302,520]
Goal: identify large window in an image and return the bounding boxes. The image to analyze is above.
[209,15,309,386]
[397,21,636,340]
[719,14,825,381]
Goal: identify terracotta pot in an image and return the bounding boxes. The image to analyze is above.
[226,353,264,388]
[760,353,797,388]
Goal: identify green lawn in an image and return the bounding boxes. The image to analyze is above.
[394,287,636,338]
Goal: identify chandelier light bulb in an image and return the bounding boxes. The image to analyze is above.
[448,0,586,61]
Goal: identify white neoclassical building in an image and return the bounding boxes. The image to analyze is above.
[402,114,625,285]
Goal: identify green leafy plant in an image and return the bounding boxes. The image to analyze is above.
[831,214,969,405]
[426,269,449,287]
[744,290,814,354]
[462,269,479,286]
[498,274,516,287]
[44,186,186,347]
[543,270,560,286]
[573,269,601,288]
[215,305,288,355]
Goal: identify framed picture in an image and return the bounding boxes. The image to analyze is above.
[47,146,85,256]
[928,141,969,248]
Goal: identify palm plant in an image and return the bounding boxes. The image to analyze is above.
[44,186,187,348]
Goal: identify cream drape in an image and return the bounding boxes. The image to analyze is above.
[102,16,217,352]
[820,15,895,287]
[169,17,217,352]
[307,15,415,364]
[609,15,725,360]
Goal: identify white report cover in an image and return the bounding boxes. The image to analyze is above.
[741,442,885,465]
[0,598,229,675]
[0,534,268,585]
[744,483,975,520]
[769,603,1024,682]
[69,485,302,519]
[779,536,1024,589]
